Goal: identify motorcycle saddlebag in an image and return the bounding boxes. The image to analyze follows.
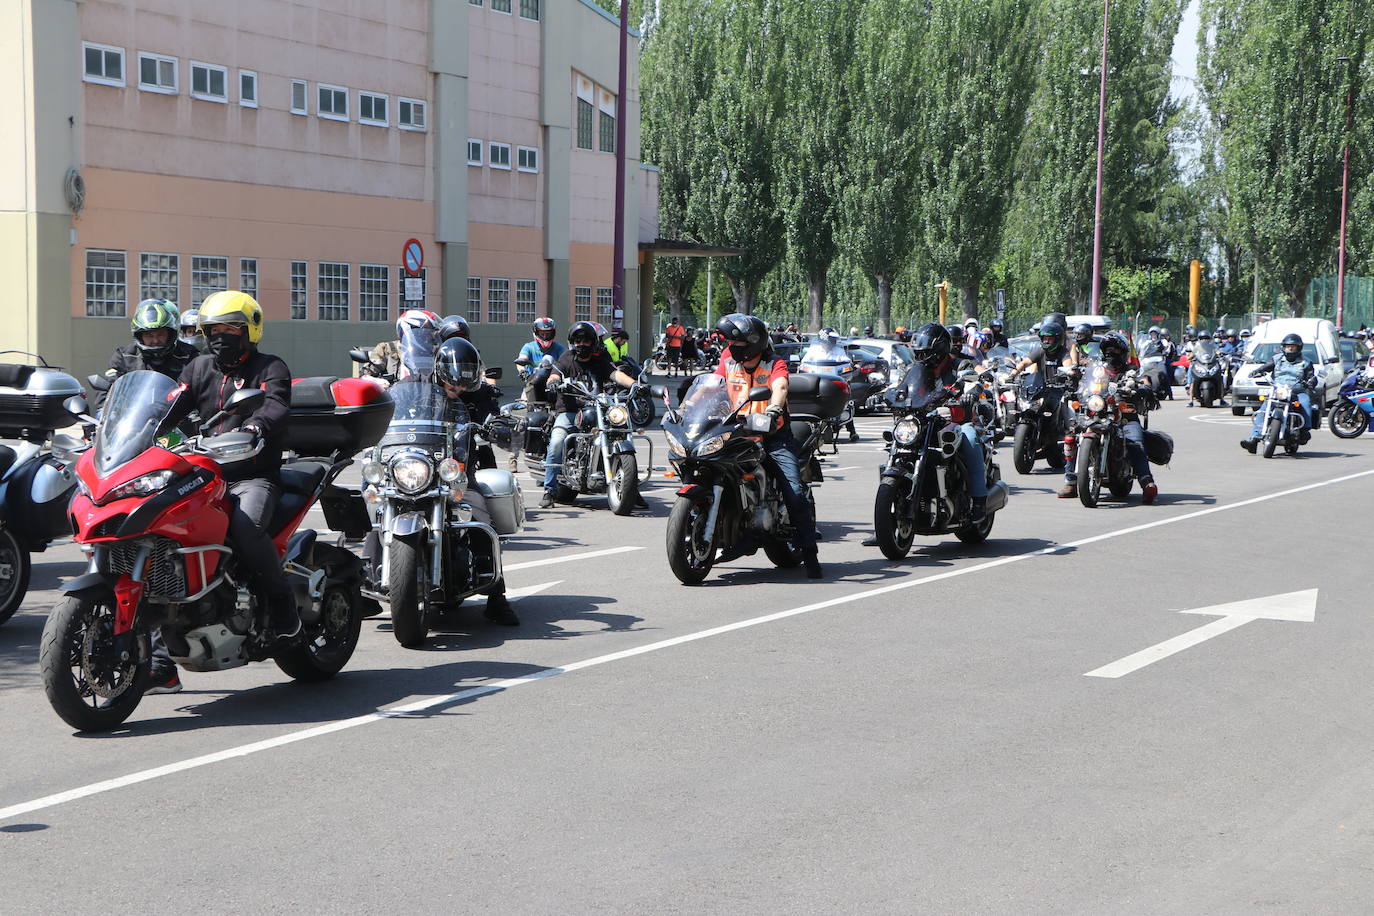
[0,364,84,441]
[284,377,394,457]
[1144,429,1174,466]
[787,372,851,421]
[472,468,525,535]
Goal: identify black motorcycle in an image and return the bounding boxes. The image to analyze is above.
[872,364,1009,560]
[1010,369,1071,474]
[1189,339,1227,407]
[1066,363,1155,507]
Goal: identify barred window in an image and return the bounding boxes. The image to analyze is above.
[290,261,308,320]
[86,250,127,317]
[574,286,592,323]
[139,253,179,303]
[467,277,482,322]
[397,267,426,312]
[576,99,593,150]
[190,256,228,307]
[597,287,614,325]
[487,278,510,324]
[359,265,389,322]
[239,258,258,300]
[318,262,350,320]
[599,110,616,153]
[516,279,537,323]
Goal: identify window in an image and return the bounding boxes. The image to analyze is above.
[359,265,389,322]
[487,278,510,323]
[516,280,538,323]
[83,43,124,87]
[139,253,179,302]
[239,70,257,108]
[520,0,541,19]
[517,146,539,173]
[597,287,614,324]
[291,79,308,115]
[86,250,128,317]
[574,286,592,323]
[190,256,228,307]
[291,261,308,320]
[318,84,348,121]
[576,99,593,150]
[239,258,258,300]
[359,91,388,126]
[399,98,427,131]
[467,139,483,166]
[492,0,512,11]
[599,110,616,153]
[137,53,177,93]
[398,267,426,311]
[490,142,511,170]
[469,0,482,5]
[467,277,482,322]
[190,61,228,102]
[318,262,350,320]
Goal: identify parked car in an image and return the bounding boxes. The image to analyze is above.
[1229,318,1345,416]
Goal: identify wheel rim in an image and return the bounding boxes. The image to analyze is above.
[1332,403,1366,435]
[67,601,139,709]
[681,502,714,568]
[306,589,355,667]
[887,489,914,549]
[0,530,21,609]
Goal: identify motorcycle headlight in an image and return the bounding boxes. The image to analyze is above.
[1087,395,1106,413]
[107,469,177,502]
[666,430,686,457]
[362,460,385,485]
[892,417,920,446]
[697,434,727,456]
[607,405,630,427]
[390,454,434,494]
[1274,384,1292,399]
[1017,396,1032,410]
[868,372,887,386]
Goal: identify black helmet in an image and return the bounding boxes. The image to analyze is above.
[946,324,966,346]
[989,319,1004,332]
[435,337,483,392]
[1281,333,1303,359]
[1074,322,1094,343]
[1038,321,1066,353]
[1198,329,1213,340]
[568,320,601,359]
[1043,312,1068,332]
[438,314,470,342]
[863,326,874,337]
[910,323,952,368]
[716,313,770,362]
[1100,332,1129,366]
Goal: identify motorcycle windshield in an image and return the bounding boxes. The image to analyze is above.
[896,363,942,410]
[93,370,181,474]
[379,379,450,451]
[1193,340,1217,362]
[986,346,1011,365]
[400,327,437,378]
[1077,362,1114,400]
[678,374,737,438]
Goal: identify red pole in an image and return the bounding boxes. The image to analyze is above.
[611,0,629,330]
[1089,0,1110,316]
[1336,82,1352,330]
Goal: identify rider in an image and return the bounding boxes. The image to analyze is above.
[987,319,1009,349]
[1241,333,1318,452]
[915,323,990,522]
[539,321,637,509]
[1063,332,1158,503]
[713,313,822,578]
[178,307,205,353]
[1013,321,1076,496]
[99,298,200,407]
[799,327,860,442]
[517,317,564,402]
[439,315,501,469]
[1186,329,1216,407]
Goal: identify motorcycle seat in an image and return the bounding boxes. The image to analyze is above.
[270,461,329,535]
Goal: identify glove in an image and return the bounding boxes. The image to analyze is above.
[764,404,784,420]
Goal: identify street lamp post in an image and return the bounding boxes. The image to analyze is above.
[1089,0,1111,316]
[1336,56,1353,331]
[611,0,630,331]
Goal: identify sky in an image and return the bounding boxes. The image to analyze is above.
[1170,0,1201,105]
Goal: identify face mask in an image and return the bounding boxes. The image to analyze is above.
[572,343,594,360]
[728,344,754,362]
[209,331,248,368]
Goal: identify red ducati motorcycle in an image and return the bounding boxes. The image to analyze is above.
[40,370,392,731]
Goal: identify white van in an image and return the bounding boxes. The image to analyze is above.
[1230,318,1345,414]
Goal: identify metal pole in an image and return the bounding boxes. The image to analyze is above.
[1089,0,1111,316]
[611,0,629,330]
[1336,59,1353,330]
[705,260,713,328]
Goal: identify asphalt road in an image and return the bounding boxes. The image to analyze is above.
[3,392,1374,914]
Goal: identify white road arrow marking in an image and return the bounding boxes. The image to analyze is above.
[1084,589,1318,679]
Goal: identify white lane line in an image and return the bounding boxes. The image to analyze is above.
[828,466,859,472]
[503,545,642,572]
[3,468,1371,824]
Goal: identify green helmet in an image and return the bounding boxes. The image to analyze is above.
[131,298,181,357]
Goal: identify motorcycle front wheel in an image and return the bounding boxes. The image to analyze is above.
[606,453,639,516]
[1011,423,1035,474]
[389,534,429,648]
[0,527,31,626]
[1262,415,1281,459]
[276,585,362,680]
[1076,438,1102,507]
[666,496,717,585]
[40,593,145,731]
[1329,400,1368,439]
[873,480,915,560]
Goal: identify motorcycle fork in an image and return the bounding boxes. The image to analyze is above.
[430,500,444,592]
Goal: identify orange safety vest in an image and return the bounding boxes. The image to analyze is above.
[723,358,783,430]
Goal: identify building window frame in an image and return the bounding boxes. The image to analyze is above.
[469,0,483,5]
[139,252,180,303]
[318,262,351,320]
[359,264,390,322]
[516,279,538,324]
[359,91,388,127]
[85,250,128,317]
[190,256,229,307]
[574,286,592,323]
[576,98,594,150]
[398,98,427,131]
[467,139,483,166]
[290,260,309,320]
[239,258,258,300]
[492,0,512,13]
[467,277,483,322]
[291,79,309,115]
[490,142,512,171]
[318,83,349,122]
[599,109,616,154]
[239,69,258,108]
[487,278,510,323]
[137,52,178,94]
[517,146,539,173]
[596,287,614,325]
[189,60,228,103]
[83,42,125,88]
[520,0,541,20]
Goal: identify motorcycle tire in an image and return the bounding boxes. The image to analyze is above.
[275,585,362,681]
[1262,416,1281,459]
[389,534,429,648]
[1076,438,1102,508]
[1045,444,1066,470]
[556,484,578,504]
[1231,406,1245,417]
[1012,423,1035,474]
[873,480,915,560]
[1108,475,1134,499]
[763,539,803,568]
[40,593,145,732]
[1329,400,1368,439]
[666,496,717,585]
[0,528,31,626]
[606,453,639,517]
[955,509,995,544]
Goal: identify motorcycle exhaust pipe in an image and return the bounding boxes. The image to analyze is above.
[984,480,1010,514]
[938,427,961,458]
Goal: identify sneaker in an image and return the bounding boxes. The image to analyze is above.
[539,489,556,509]
[1240,438,1257,453]
[1141,479,1158,504]
[1187,400,1195,407]
[145,671,183,695]
[803,550,823,579]
[483,593,520,626]
[861,535,880,547]
[269,596,302,639]
[969,496,987,523]
[1057,483,1077,498]
[1299,430,1311,445]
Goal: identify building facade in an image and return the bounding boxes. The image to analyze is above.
[2,0,658,379]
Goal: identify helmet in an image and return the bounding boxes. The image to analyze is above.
[1198,329,1213,340]
[131,298,180,357]
[589,321,609,340]
[818,327,841,346]
[716,313,770,362]
[989,319,1004,332]
[438,315,470,342]
[946,324,966,346]
[1100,332,1130,366]
[397,308,440,342]
[1281,333,1303,359]
[863,327,874,337]
[568,320,601,358]
[435,337,483,392]
[1148,325,1161,337]
[1240,329,1252,338]
[910,323,952,368]
[1185,324,1197,340]
[179,308,200,334]
[199,290,264,344]
[1161,328,1172,339]
[964,318,979,330]
[532,316,557,349]
[1043,312,1068,332]
[1074,322,1094,343]
[1038,321,1066,353]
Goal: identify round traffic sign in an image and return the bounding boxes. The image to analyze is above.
[403,238,424,276]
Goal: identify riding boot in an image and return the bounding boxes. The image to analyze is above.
[969,496,987,524]
[803,548,822,579]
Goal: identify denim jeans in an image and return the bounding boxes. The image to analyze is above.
[956,423,988,498]
[764,434,817,552]
[1251,391,1312,438]
[543,411,579,491]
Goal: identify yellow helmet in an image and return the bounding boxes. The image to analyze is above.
[199,290,264,344]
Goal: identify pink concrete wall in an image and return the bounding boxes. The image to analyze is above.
[466,4,543,228]
[468,222,545,317]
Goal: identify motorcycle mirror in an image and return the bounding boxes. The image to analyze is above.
[486,366,503,380]
[747,386,771,402]
[87,373,111,392]
[540,355,555,367]
[349,348,370,364]
[225,387,266,414]
[63,394,92,421]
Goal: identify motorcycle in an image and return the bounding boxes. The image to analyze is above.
[1251,377,1310,458]
[40,370,390,731]
[0,357,84,626]
[1189,339,1226,407]
[871,364,1009,560]
[1066,363,1150,507]
[1136,340,1173,399]
[1327,370,1374,438]
[350,347,397,387]
[662,373,837,584]
[1009,368,1071,474]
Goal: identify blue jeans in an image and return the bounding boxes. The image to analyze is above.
[764,434,817,552]
[1251,392,1311,438]
[543,411,579,491]
[956,423,988,498]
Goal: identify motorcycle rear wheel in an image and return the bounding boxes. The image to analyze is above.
[1262,416,1281,459]
[955,509,995,544]
[873,480,915,560]
[40,593,145,732]
[607,454,639,516]
[1076,438,1102,508]
[763,539,803,568]
[275,585,361,680]
[1329,400,1368,439]
[1011,424,1034,474]
[666,496,717,585]
[0,527,31,626]
[389,535,429,648]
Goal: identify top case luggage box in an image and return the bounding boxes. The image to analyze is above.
[0,364,84,441]
[787,371,851,420]
[284,377,394,456]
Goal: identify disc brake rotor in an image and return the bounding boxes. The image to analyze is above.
[80,623,137,700]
